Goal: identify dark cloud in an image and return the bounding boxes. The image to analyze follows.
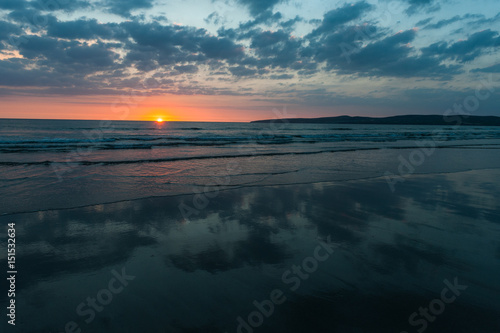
[405,0,441,16]
[228,65,257,76]
[246,28,308,69]
[216,27,239,39]
[238,10,282,30]
[333,29,418,70]
[467,12,500,28]
[415,17,432,27]
[200,36,244,59]
[173,64,199,74]
[236,0,283,17]
[6,8,57,33]
[250,29,289,49]
[0,0,91,12]
[121,21,207,67]
[33,0,92,12]
[47,19,121,39]
[0,1,496,98]
[308,24,381,67]
[309,1,373,37]
[422,29,500,62]
[204,11,224,25]
[64,43,118,67]
[0,59,62,86]
[472,63,500,73]
[424,15,462,30]
[123,21,204,52]
[280,15,303,30]
[14,35,120,80]
[269,73,294,79]
[102,0,154,17]
[16,35,64,59]
[0,20,23,42]
[423,14,483,30]
[0,0,28,10]
[312,28,458,78]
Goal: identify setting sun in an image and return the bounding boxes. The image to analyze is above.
[156,118,164,123]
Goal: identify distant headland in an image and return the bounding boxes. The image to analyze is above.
[251,115,500,126]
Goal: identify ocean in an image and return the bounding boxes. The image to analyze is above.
[1,119,500,332]
[2,118,500,215]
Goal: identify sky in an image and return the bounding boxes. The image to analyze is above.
[0,0,499,122]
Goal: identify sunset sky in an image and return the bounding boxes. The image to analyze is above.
[1,0,500,121]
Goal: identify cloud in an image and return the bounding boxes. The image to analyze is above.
[467,12,500,28]
[64,43,118,67]
[204,12,224,25]
[471,63,500,73]
[269,73,294,79]
[47,19,121,40]
[238,10,282,30]
[308,24,382,68]
[6,8,57,33]
[101,0,154,17]
[0,20,23,42]
[280,15,303,30]
[415,18,432,27]
[423,14,484,30]
[173,64,199,74]
[422,29,500,62]
[0,0,496,103]
[236,0,283,17]
[312,28,458,78]
[0,0,29,10]
[246,28,307,69]
[309,1,373,37]
[35,0,92,12]
[338,29,416,70]
[121,21,207,66]
[0,59,58,86]
[200,36,244,59]
[249,29,289,49]
[229,65,257,76]
[0,0,91,12]
[14,35,120,77]
[404,0,441,16]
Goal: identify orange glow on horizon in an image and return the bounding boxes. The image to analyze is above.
[0,94,306,122]
[142,109,179,122]
[0,94,374,122]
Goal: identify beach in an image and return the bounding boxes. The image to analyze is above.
[2,119,500,214]
[2,0,500,330]
[1,120,500,332]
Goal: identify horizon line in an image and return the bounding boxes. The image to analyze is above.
[2,114,500,123]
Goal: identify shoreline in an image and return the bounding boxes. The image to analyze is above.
[3,166,500,217]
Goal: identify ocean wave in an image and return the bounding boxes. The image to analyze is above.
[0,148,378,166]
[3,144,500,166]
[1,130,500,154]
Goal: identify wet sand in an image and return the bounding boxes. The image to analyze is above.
[1,168,500,332]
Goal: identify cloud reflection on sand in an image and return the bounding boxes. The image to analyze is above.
[1,169,499,332]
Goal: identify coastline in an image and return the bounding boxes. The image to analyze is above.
[2,145,500,215]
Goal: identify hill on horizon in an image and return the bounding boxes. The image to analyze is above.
[251,115,500,126]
